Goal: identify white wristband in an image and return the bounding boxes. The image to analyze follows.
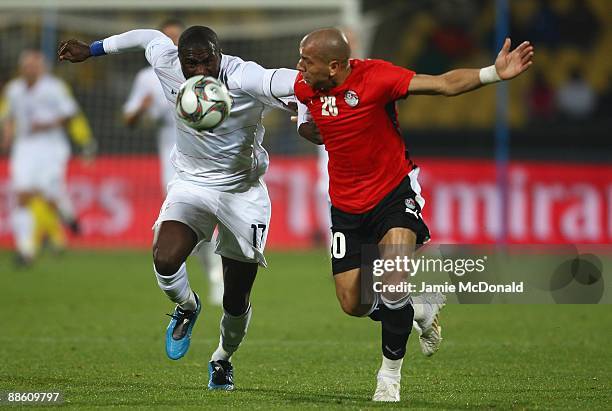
[479,65,502,84]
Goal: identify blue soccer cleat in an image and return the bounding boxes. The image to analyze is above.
[165,293,201,360]
[208,360,235,390]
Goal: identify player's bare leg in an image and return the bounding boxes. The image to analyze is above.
[10,191,36,266]
[333,267,373,317]
[153,220,201,360]
[208,257,257,390]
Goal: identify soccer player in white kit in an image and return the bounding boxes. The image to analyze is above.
[123,20,224,306]
[1,50,79,265]
[59,26,298,390]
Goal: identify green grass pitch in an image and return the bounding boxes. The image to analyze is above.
[1,250,611,409]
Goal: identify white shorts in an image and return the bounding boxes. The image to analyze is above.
[153,178,271,267]
[10,138,70,200]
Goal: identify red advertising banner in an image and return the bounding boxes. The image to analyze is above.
[417,159,612,244]
[1,156,611,249]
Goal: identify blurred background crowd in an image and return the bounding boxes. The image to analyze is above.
[0,0,609,159]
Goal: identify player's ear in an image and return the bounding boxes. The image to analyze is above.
[328,60,340,76]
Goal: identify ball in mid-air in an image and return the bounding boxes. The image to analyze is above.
[175,75,232,131]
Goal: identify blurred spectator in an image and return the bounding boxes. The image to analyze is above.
[526,1,560,49]
[527,70,555,121]
[433,0,479,27]
[410,0,477,74]
[556,68,596,120]
[431,26,475,60]
[557,0,599,49]
[415,25,475,74]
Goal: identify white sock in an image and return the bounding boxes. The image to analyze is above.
[154,262,197,311]
[11,206,35,258]
[381,292,411,311]
[211,304,252,362]
[211,345,231,362]
[379,355,403,378]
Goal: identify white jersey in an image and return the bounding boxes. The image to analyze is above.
[104,30,298,191]
[3,74,77,153]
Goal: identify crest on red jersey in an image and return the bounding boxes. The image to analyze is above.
[344,90,359,107]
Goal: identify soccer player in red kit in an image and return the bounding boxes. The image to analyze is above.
[294,28,534,402]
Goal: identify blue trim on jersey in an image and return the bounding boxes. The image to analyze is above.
[89,40,106,57]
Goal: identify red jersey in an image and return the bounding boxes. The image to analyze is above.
[294,59,415,214]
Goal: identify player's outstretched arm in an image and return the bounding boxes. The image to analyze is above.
[408,38,534,97]
[58,30,165,63]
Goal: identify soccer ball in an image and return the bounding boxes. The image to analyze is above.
[175,75,232,131]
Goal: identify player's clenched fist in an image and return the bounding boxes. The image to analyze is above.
[57,40,91,63]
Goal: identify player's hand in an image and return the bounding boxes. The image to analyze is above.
[285,101,298,113]
[495,38,534,80]
[298,122,323,145]
[58,39,92,63]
